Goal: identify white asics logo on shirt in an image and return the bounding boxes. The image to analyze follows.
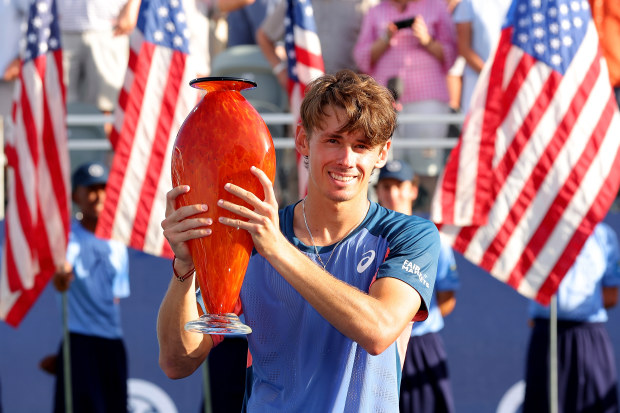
[357,250,376,273]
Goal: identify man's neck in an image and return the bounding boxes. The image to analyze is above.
[297,195,370,246]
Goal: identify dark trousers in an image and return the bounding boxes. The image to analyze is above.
[54,333,128,413]
[202,337,248,413]
[400,332,455,413]
[523,319,619,413]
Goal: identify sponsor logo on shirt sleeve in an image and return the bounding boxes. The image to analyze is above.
[402,259,430,288]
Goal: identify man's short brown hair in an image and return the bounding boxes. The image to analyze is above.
[299,70,397,147]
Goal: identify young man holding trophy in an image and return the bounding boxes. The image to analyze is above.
[157,69,440,411]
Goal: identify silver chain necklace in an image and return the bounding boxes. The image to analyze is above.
[301,198,366,270]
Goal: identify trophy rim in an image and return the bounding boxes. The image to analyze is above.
[189,76,257,91]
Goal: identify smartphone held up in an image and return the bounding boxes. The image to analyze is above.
[393,16,416,30]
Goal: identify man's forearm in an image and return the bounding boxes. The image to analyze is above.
[157,275,212,379]
[263,242,421,356]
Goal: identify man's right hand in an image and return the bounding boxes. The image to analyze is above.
[161,185,213,270]
[53,261,73,292]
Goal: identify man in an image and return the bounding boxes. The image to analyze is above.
[57,0,140,115]
[157,69,440,411]
[523,222,620,412]
[375,159,459,413]
[50,161,130,413]
[218,0,280,47]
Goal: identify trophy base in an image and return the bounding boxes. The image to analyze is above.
[184,313,252,335]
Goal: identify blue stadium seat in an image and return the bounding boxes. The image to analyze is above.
[210,45,289,113]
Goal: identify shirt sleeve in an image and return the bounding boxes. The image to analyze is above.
[451,0,473,24]
[601,224,620,287]
[436,240,460,292]
[111,242,130,299]
[376,218,441,321]
[260,1,286,42]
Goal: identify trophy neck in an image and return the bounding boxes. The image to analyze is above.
[189,77,256,93]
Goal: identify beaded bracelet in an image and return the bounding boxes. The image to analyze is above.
[172,257,195,282]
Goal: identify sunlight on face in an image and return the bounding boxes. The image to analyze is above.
[305,106,389,203]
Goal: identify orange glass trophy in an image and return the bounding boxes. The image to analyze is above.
[171,77,276,334]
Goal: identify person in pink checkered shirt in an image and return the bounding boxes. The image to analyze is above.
[354,0,457,207]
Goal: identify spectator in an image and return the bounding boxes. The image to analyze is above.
[452,0,511,113]
[256,0,378,89]
[56,0,140,121]
[203,0,229,59]
[375,159,459,413]
[523,222,620,412]
[353,0,457,207]
[589,0,620,108]
[185,0,212,77]
[46,162,131,413]
[0,0,30,133]
[219,0,280,47]
[157,70,440,411]
[444,0,464,136]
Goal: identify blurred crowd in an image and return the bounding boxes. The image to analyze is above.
[0,0,517,210]
[1,0,620,206]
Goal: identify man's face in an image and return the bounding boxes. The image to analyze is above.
[375,178,417,215]
[72,183,106,221]
[297,106,389,203]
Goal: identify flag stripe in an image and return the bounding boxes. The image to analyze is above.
[536,122,620,301]
[478,57,598,270]
[513,94,619,296]
[97,37,153,241]
[472,51,539,227]
[42,53,70,255]
[112,46,172,246]
[1,0,70,326]
[286,0,324,198]
[96,0,196,258]
[130,50,186,250]
[430,0,620,305]
[492,54,612,284]
[458,27,602,265]
[142,76,194,256]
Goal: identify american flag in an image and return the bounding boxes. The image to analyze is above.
[95,0,198,257]
[284,0,324,198]
[431,0,620,305]
[0,0,70,326]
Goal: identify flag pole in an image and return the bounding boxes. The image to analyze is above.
[61,291,73,413]
[549,295,558,413]
[202,359,212,413]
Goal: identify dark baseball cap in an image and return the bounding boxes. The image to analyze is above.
[72,161,109,190]
[378,160,414,183]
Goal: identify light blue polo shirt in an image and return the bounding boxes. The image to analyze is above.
[59,219,130,338]
[529,223,620,323]
[411,239,460,336]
